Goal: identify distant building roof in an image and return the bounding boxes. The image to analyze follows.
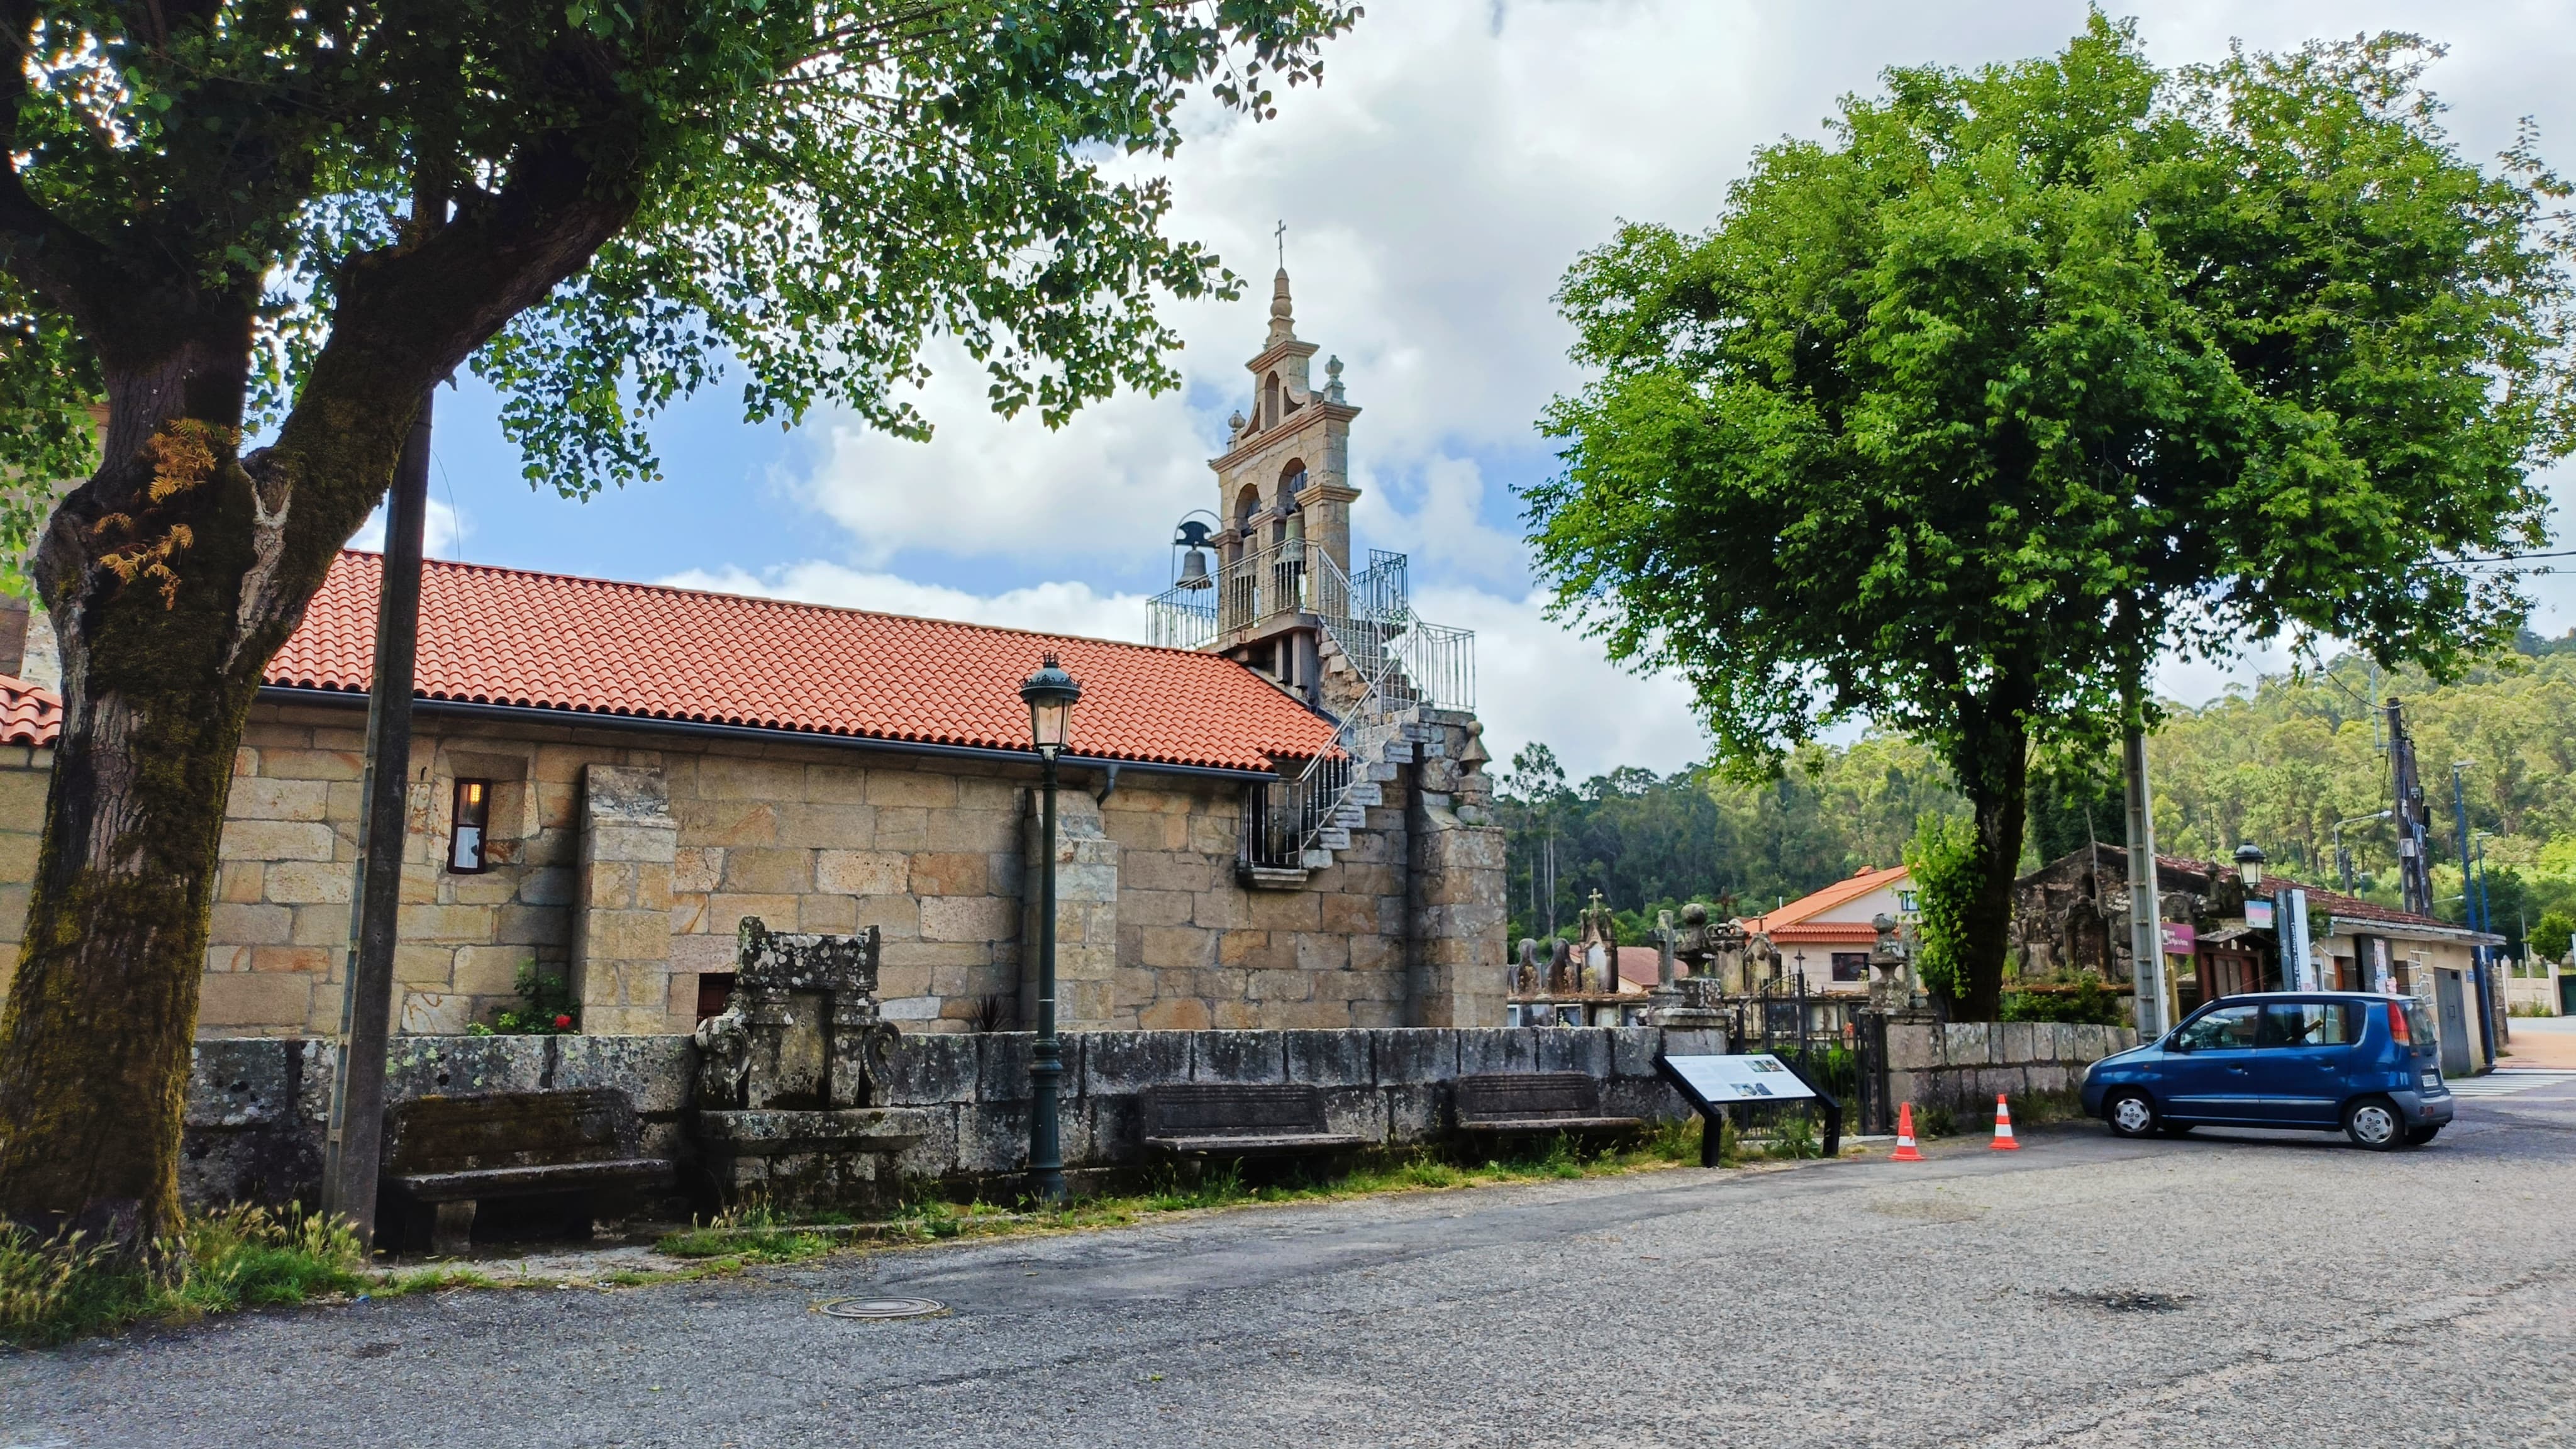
[1743,863,1910,941]
[2024,843,2485,940]
[262,552,1338,772]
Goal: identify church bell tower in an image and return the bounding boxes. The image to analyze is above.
[1203,266,1360,704]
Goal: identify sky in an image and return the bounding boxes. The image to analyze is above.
[370,1,2576,783]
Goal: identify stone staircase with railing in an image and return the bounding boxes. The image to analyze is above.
[1239,568,1446,886]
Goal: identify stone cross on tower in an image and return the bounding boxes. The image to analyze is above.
[1206,264,1362,703]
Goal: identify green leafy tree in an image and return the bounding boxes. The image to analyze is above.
[2533,911,2574,964]
[0,0,1357,1246]
[1496,732,1962,943]
[1527,16,2572,1018]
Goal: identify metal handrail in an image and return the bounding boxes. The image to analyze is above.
[1143,541,1475,870]
[1241,550,1414,868]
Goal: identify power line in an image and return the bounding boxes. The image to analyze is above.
[2437,548,2576,565]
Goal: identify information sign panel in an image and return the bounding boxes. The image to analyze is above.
[1663,1053,1818,1104]
[1655,1052,1841,1165]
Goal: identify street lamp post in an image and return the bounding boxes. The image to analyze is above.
[1019,653,1082,1206]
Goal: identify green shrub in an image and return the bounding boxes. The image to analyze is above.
[1761,1112,1823,1160]
[1999,976,2126,1025]
[465,962,580,1035]
[1904,814,1982,1004]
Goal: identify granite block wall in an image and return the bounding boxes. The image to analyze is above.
[1881,1021,2140,1113]
[180,1025,1713,1211]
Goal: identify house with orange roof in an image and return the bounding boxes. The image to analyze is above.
[0,274,1507,1042]
[1740,864,1914,995]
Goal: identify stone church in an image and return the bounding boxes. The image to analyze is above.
[0,269,1509,1040]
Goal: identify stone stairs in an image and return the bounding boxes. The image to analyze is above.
[1238,596,1440,889]
[1294,704,1432,867]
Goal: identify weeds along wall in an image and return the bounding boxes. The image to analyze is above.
[182,1026,1722,1209]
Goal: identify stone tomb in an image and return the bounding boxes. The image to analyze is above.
[691,918,931,1209]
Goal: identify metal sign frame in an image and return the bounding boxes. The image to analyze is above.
[1655,1052,1845,1165]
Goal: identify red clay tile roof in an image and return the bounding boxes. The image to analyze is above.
[265,552,1336,772]
[1763,919,1880,945]
[0,674,60,747]
[1743,863,1909,936]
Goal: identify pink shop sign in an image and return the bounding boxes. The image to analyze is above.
[2160,921,2197,955]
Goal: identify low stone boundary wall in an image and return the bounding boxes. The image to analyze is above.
[184,1034,696,1212]
[184,1026,1725,1209]
[1884,1021,2138,1114]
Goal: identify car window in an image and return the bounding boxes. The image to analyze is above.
[2259,1002,2358,1047]
[2175,1004,2260,1051]
[2403,1001,2436,1047]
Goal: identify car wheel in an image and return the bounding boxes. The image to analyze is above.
[2402,1125,2441,1147]
[2345,1096,2404,1151]
[2106,1091,2159,1139]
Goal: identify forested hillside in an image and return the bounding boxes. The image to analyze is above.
[1500,633,2576,957]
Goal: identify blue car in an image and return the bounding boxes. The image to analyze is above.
[2080,992,2454,1150]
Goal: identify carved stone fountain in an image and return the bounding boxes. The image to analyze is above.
[691,918,931,1211]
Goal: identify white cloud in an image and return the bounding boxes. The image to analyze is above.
[351,497,467,558]
[736,0,2576,757]
[656,560,1155,643]
[1351,455,1530,591]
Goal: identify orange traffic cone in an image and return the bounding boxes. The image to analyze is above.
[1892,1102,1924,1162]
[1990,1093,2021,1151]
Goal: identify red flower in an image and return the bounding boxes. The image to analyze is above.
[553,1014,573,1028]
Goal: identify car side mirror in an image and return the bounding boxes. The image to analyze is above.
[2165,1035,2191,1053]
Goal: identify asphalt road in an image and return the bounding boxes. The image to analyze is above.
[9,1084,2575,1449]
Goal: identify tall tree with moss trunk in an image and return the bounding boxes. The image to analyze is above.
[1527,15,2573,1020]
[0,0,1357,1246]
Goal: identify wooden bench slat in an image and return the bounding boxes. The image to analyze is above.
[1453,1072,1643,1133]
[1143,1133,1368,1155]
[1139,1084,1359,1158]
[392,1158,677,1202]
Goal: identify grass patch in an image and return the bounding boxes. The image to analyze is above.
[1,1204,367,1348]
[656,1203,843,1263]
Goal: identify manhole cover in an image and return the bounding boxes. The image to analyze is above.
[819,1296,948,1321]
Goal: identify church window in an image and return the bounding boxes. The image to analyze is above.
[1263,372,1280,429]
[1280,459,1307,500]
[449,779,492,873]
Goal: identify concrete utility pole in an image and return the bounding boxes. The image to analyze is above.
[2122,723,2167,1038]
[2451,765,2499,1063]
[320,386,433,1249]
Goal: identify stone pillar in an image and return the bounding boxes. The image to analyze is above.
[1021,784,1119,1031]
[1409,716,1507,1028]
[574,764,679,1034]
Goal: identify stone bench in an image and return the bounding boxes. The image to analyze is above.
[1452,1072,1643,1135]
[382,1088,675,1255]
[1140,1084,1368,1158]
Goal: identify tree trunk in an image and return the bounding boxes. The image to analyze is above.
[1944,687,2032,1023]
[0,328,411,1247]
[0,72,646,1249]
